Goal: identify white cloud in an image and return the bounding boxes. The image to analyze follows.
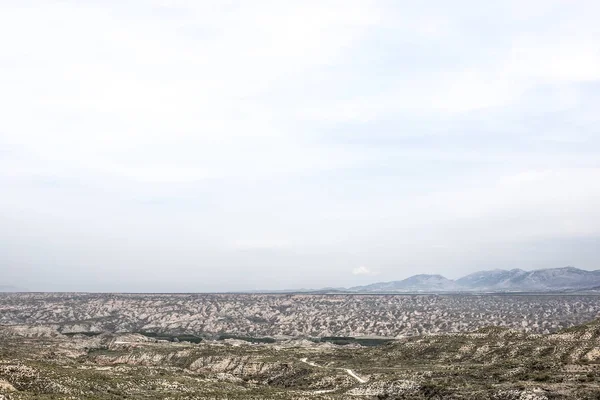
[352,266,377,276]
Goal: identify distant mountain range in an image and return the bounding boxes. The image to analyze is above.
[0,285,26,293]
[345,267,600,293]
[350,274,461,292]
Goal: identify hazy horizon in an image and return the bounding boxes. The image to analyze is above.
[5,263,600,294]
[3,264,599,293]
[2,1,600,292]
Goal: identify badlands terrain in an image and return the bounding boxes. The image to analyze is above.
[2,293,600,399]
[2,293,600,337]
[3,317,600,398]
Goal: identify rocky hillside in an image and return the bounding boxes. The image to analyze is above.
[455,268,528,290]
[2,293,600,338]
[3,319,600,398]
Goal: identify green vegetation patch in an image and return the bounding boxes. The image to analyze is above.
[317,336,396,346]
[217,334,276,344]
[136,331,203,343]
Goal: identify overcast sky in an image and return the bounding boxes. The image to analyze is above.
[2,1,600,292]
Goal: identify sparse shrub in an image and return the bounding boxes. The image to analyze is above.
[532,373,551,382]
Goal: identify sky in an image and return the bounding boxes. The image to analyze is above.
[1,1,600,292]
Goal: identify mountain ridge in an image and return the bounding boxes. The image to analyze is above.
[0,285,27,293]
[346,266,600,293]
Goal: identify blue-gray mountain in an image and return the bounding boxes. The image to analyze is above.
[0,285,26,292]
[350,274,461,292]
[348,267,600,293]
